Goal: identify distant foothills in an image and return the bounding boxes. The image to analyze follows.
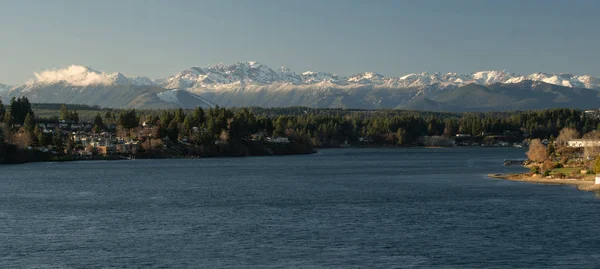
[1,96,600,164]
[1,62,600,111]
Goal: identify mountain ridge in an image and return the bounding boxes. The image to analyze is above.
[1,62,599,111]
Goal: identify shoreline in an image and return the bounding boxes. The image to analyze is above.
[488,173,600,192]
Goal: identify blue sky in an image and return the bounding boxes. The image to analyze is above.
[0,0,599,84]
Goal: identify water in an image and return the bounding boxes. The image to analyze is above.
[1,148,599,268]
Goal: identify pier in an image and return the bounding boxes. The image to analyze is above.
[504,159,526,166]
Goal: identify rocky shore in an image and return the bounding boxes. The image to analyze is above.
[488,173,600,192]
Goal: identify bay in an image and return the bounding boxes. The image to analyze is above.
[1,148,599,268]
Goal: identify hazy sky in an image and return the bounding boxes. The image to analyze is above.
[0,0,599,84]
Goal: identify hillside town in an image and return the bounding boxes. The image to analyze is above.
[0,98,313,164]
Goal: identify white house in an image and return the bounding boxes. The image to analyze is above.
[268,137,289,143]
[567,139,600,148]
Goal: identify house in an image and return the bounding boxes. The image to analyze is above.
[96,145,117,155]
[359,137,374,143]
[567,139,600,148]
[268,137,289,143]
[251,130,268,141]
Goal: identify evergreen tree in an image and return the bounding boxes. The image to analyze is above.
[8,97,34,124]
[174,108,185,124]
[117,109,138,129]
[52,129,64,154]
[0,98,5,123]
[167,119,179,142]
[33,125,44,146]
[183,115,193,135]
[93,113,104,131]
[59,104,69,121]
[192,107,205,127]
[3,109,11,125]
[24,113,35,134]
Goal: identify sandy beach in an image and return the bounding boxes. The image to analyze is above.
[488,173,600,192]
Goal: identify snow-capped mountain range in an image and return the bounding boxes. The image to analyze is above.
[1,62,599,111]
[6,62,598,90]
[158,62,600,90]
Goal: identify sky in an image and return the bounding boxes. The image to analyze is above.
[0,0,599,84]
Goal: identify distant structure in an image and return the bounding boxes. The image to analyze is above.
[567,139,600,148]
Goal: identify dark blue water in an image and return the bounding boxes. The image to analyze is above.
[1,148,600,268]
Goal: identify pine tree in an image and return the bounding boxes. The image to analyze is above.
[93,113,104,131]
[3,109,11,125]
[33,125,44,146]
[59,104,69,121]
[24,113,35,134]
[174,108,185,124]
[192,107,205,127]
[0,99,5,123]
[52,129,64,154]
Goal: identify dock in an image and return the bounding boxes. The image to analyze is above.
[504,159,526,166]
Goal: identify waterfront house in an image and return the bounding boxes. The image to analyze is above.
[97,145,117,156]
[567,139,600,148]
[268,137,290,143]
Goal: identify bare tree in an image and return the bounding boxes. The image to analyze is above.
[541,159,554,175]
[556,128,580,148]
[218,130,229,143]
[12,128,32,148]
[582,131,600,159]
[527,139,548,162]
[583,130,600,140]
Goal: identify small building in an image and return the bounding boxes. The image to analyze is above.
[96,145,117,156]
[268,137,289,143]
[567,139,600,148]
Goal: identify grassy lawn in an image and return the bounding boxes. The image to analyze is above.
[550,167,585,175]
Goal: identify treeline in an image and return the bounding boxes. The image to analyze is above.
[32,103,102,111]
[98,107,599,147]
[3,97,600,163]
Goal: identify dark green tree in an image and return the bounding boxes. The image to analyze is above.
[24,113,35,134]
[0,98,5,123]
[117,109,138,129]
[52,129,64,154]
[59,104,69,121]
[93,113,104,132]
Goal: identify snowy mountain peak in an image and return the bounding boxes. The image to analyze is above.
[10,63,600,95]
[471,70,514,84]
[158,62,600,91]
[30,65,153,87]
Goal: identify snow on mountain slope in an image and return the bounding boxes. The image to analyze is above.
[4,62,600,110]
[161,62,600,92]
[156,89,214,108]
[30,65,154,87]
[0,83,10,93]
